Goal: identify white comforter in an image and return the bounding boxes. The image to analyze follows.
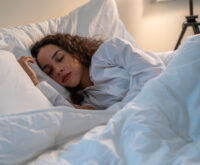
[1,35,200,165]
[25,36,200,164]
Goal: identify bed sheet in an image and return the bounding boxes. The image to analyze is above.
[26,35,200,165]
[0,106,114,165]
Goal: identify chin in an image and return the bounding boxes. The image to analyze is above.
[64,82,80,88]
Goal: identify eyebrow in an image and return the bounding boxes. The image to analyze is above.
[41,49,62,71]
[51,49,62,60]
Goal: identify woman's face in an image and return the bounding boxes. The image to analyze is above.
[37,44,83,88]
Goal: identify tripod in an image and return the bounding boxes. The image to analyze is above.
[174,0,200,50]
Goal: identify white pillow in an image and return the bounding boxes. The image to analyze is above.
[0,50,53,114]
[0,0,138,101]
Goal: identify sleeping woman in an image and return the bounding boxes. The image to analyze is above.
[18,33,165,110]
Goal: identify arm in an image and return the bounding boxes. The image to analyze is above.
[91,38,165,111]
[18,56,39,85]
[92,38,165,79]
[73,104,95,110]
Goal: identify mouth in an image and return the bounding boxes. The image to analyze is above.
[62,72,71,83]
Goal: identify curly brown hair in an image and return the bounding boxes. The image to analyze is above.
[31,33,103,105]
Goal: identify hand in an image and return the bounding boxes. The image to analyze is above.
[73,104,95,110]
[18,56,39,85]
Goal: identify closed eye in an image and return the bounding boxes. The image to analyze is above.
[47,69,53,76]
[44,66,53,76]
[57,56,64,62]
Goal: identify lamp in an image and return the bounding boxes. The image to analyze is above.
[174,0,200,50]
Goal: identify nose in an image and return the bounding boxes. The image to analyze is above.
[56,67,64,77]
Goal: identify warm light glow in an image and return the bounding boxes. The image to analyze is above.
[156,0,175,2]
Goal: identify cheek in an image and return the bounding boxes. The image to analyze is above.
[73,58,80,64]
[73,59,82,69]
[73,60,83,76]
[51,74,60,83]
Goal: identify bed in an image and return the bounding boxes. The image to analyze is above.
[1,0,200,164]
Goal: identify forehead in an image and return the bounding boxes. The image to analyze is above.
[38,44,60,60]
[38,44,61,58]
[37,44,61,66]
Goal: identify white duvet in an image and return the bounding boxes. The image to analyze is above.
[23,36,200,164]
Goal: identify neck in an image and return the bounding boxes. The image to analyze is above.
[80,66,93,89]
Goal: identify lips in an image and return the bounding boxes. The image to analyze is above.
[62,72,71,83]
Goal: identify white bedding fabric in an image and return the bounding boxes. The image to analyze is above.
[24,35,200,164]
[0,0,198,163]
[0,107,114,165]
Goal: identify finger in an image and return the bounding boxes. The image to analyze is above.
[18,56,33,62]
[27,58,35,64]
[23,56,35,64]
